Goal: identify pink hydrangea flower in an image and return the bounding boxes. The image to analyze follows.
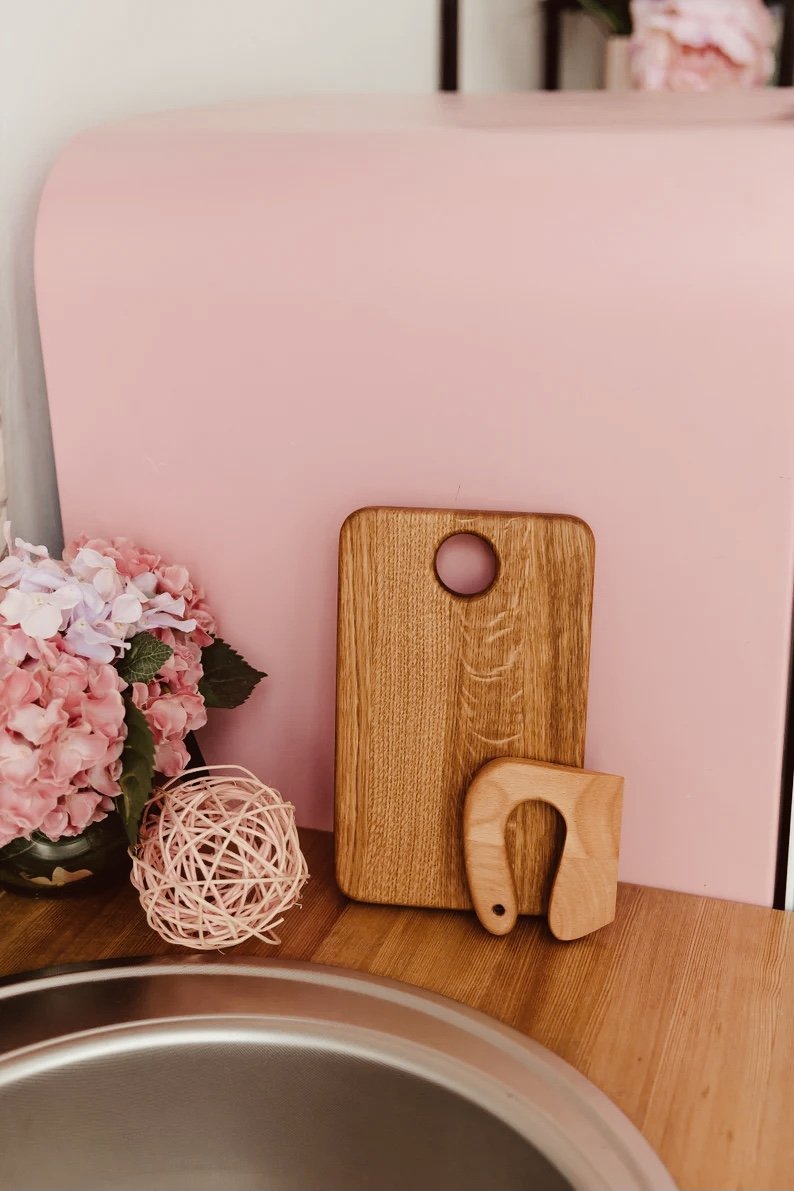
[0,530,197,664]
[130,682,207,777]
[64,537,217,646]
[0,629,125,847]
[0,533,225,846]
[65,537,217,781]
[631,0,776,91]
[156,629,205,692]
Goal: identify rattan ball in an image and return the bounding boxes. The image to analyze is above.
[130,765,309,950]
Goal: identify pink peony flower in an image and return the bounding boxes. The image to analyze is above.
[0,632,125,847]
[630,0,776,91]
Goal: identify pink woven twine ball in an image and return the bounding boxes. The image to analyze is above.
[130,765,309,950]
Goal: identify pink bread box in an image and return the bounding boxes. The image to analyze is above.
[36,92,794,906]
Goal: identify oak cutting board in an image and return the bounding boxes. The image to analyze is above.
[335,506,595,912]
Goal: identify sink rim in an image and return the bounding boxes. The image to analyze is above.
[0,957,676,1191]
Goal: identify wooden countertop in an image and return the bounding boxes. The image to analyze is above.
[1,828,792,1191]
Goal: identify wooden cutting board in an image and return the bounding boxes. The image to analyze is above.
[335,506,595,913]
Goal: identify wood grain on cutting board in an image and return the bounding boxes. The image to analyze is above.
[335,507,595,911]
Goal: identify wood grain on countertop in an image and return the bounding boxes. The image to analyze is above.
[1,828,792,1191]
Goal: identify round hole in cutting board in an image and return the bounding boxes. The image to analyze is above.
[434,533,498,597]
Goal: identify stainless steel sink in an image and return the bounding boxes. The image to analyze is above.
[0,960,675,1191]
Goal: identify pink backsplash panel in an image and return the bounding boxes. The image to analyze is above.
[36,94,794,905]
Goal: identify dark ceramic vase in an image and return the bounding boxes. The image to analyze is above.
[0,813,130,898]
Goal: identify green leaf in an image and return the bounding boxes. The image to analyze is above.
[576,0,631,36]
[198,637,266,709]
[117,632,173,685]
[118,697,156,845]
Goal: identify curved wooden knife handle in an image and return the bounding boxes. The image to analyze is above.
[463,757,623,940]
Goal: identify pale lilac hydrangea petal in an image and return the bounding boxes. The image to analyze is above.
[14,537,49,558]
[1,582,79,640]
[111,593,143,624]
[64,621,118,663]
[131,572,158,598]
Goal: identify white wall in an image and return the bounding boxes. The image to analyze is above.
[461,0,605,91]
[0,0,439,551]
